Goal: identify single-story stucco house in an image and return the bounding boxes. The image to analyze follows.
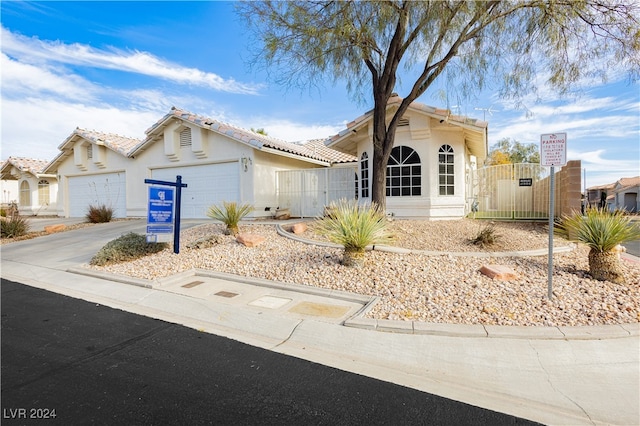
[587,176,640,213]
[43,107,357,219]
[41,98,487,220]
[0,157,58,215]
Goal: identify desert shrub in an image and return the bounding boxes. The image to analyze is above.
[555,207,640,282]
[470,222,501,247]
[315,198,393,267]
[86,204,114,223]
[206,201,253,236]
[0,216,31,238]
[90,232,168,266]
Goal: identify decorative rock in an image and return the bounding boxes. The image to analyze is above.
[479,264,518,280]
[236,233,266,247]
[275,208,290,220]
[290,223,308,234]
[44,224,66,234]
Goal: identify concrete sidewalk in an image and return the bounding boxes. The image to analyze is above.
[1,220,638,425]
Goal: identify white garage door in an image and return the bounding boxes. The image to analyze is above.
[68,172,127,218]
[151,163,240,219]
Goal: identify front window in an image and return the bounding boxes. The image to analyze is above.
[38,180,50,205]
[19,180,30,206]
[360,152,369,198]
[439,144,454,195]
[386,146,421,196]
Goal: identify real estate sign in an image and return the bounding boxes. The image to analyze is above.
[147,185,174,243]
[540,133,567,167]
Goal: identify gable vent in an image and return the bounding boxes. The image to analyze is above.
[179,128,192,147]
[86,144,93,159]
[398,117,410,126]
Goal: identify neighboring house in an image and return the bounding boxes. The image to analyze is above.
[0,157,58,215]
[587,176,639,213]
[0,161,19,206]
[326,94,487,218]
[44,128,142,218]
[612,176,639,213]
[44,107,357,219]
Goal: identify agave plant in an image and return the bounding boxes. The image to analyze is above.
[207,201,253,236]
[555,208,640,283]
[315,198,393,267]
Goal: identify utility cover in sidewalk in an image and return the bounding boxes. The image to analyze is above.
[214,291,239,298]
[249,296,292,309]
[289,302,350,318]
[182,281,204,288]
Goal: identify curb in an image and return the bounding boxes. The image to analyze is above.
[68,265,639,341]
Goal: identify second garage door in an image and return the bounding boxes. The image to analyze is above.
[68,172,127,218]
[151,163,240,219]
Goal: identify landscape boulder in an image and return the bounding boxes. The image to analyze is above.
[479,264,518,281]
[44,224,66,234]
[290,223,308,234]
[236,233,266,248]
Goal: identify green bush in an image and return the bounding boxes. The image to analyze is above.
[90,232,168,266]
[86,204,114,223]
[0,216,31,238]
[207,201,253,236]
[470,222,501,247]
[315,198,393,267]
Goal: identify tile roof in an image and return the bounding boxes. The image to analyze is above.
[327,94,488,144]
[64,128,142,156]
[1,156,50,176]
[142,107,355,164]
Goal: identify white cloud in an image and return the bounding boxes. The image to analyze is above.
[1,26,262,95]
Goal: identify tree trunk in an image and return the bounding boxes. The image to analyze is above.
[342,247,366,267]
[588,248,624,283]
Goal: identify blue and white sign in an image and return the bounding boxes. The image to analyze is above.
[147,186,174,242]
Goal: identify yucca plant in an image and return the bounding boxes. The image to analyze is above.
[207,201,253,236]
[315,199,393,267]
[555,208,640,283]
[0,215,31,238]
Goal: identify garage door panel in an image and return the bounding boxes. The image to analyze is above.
[68,173,127,218]
[152,163,239,219]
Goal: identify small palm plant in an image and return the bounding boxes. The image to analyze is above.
[555,208,640,283]
[315,199,393,267]
[207,201,253,236]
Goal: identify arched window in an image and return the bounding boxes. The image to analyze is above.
[19,180,30,206]
[439,144,454,195]
[38,180,50,205]
[354,173,359,200]
[360,152,369,198]
[386,146,421,196]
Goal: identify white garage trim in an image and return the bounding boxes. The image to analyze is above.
[151,162,240,219]
[68,172,127,218]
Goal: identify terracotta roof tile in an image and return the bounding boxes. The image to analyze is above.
[2,156,50,175]
[73,128,141,156]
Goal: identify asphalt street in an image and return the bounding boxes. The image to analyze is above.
[1,279,539,425]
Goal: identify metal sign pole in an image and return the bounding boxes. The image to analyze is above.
[548,166,555,300]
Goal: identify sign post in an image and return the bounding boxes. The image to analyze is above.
[540,133,567,299]
[144,176,188,254]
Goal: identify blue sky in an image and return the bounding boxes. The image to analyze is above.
[1,1,638,188]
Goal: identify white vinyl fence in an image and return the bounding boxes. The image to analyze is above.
[277,168,357,217]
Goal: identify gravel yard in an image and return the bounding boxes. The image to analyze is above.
[89,219,640,327]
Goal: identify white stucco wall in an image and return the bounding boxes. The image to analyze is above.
[355,113,473,219]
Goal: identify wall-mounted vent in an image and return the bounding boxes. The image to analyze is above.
[86,144,93,159]
[179,128,192,147]
[398,117,410,127]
